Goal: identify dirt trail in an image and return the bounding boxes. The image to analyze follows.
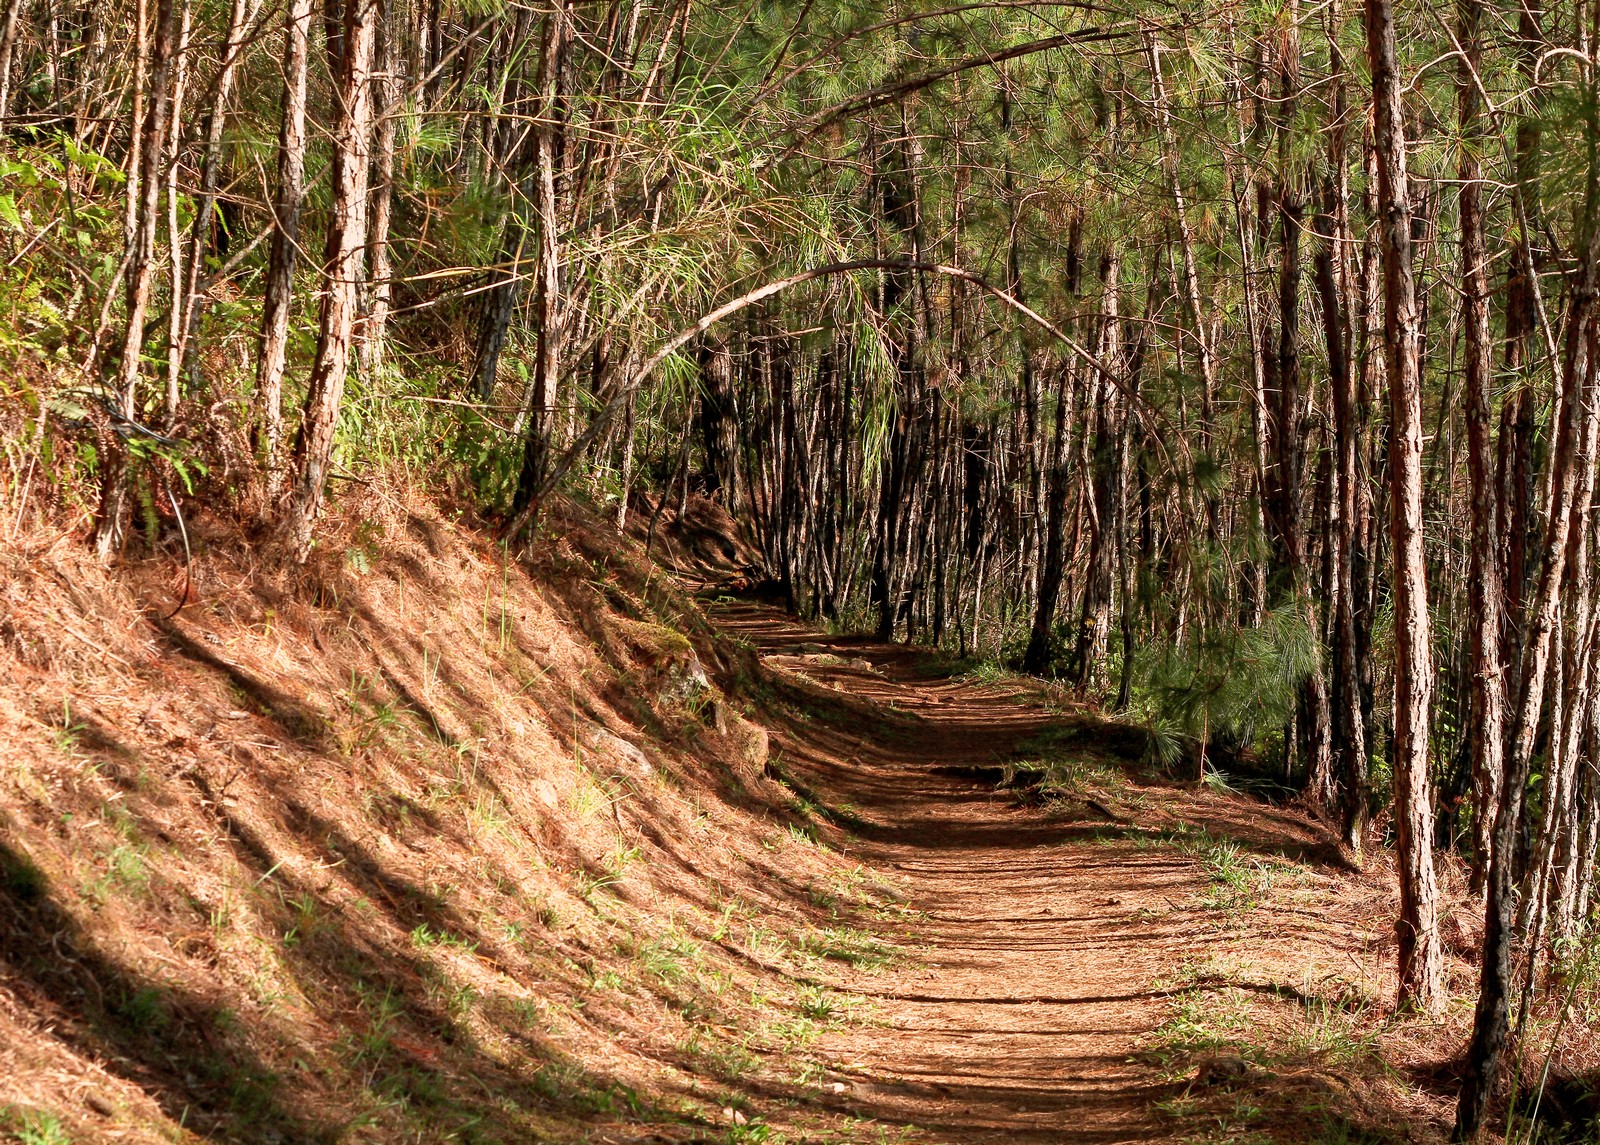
[720,604,1211,1143]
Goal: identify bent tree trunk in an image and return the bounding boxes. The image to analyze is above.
[1366,0,1444,1015]
[277,0,380,557]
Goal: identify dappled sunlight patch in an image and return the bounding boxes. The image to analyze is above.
[1132,813,1475,1143]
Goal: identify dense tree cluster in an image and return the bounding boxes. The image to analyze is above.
[3,0,1600,1131]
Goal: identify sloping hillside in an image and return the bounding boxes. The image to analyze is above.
[0,494,916,1143]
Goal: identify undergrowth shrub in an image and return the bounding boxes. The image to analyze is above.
[1129,608,1318,775]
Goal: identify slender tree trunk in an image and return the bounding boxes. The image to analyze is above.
[1527,382,1600,951]
[1317,175,1369,854]
[173,0,259,405]
[277,0,381,556]
[0,0,27,126]
[510,0,569,522]
[1145,29,1215,438]
[467,12,538,402]
[1366,0,1444,1014]
[869,124,923,641]
[160,0,193,426]
[1458,250,1600,1142]
[254,0,315,490]
[1495,0,1544,733]
[614,370,638,533]
[94,0,177,560]
[1278,182,1332,805]
[1023,215,1086,675]
[696,333,739,506]
[1319,38,1370,857]
[1073,247,1124,690]
[361,1,399,377]
[1224,11,1269,625]
[1024,368,1073,675]
[1456,62,1600,1145]
[1457,0,1506,898]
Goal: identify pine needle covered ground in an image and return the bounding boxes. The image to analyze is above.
[6,488,1588,1144]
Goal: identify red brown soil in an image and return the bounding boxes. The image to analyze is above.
[722,602,1468,1144]
[737,611,1185,1141]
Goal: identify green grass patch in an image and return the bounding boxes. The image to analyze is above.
[795,926,898,970]
[1,1106,72,1145]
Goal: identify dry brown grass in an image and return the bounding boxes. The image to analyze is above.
[2,463,1595,1145]
[0,490,900,1144]
[1126,786,1600,1144]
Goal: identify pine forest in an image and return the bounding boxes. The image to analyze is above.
[1,0,1600,1139]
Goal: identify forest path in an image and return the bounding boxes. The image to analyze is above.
[716,602,1221,1143]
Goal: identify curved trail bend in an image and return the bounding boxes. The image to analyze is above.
[721,604,1227,1143]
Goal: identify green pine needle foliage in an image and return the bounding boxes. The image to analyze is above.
[1130,609,1319,770]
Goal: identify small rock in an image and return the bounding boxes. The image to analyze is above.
[829,1082,846,1095]
[584,726,652,777]
[86,1091,115,1117]
[1194,1054,1248,1087]
[657,649,711,707]
[730,715,770,776]
[721,1107,747,1125]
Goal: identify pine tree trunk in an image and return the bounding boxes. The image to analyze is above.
[254,0,315,491]
[1316,154,1369,855]
[361,1,399,377]
[1456,53,1600,1140]
[160,0,192,427]
[94,0,177,560]
[277,0,380,557]
[1366,0,1444,1014]
[1457,0,1506,898]
[510,0,569,524]
[696,334,739,507]
[1023,214,1086,674]
[173,0,259,404]
[1024,368,1073,675]
[0,0,28,126]
[1146,30,1214,439]
[1072,247,1123,690]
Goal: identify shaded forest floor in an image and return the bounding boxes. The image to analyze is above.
[0,492,1480,1144]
